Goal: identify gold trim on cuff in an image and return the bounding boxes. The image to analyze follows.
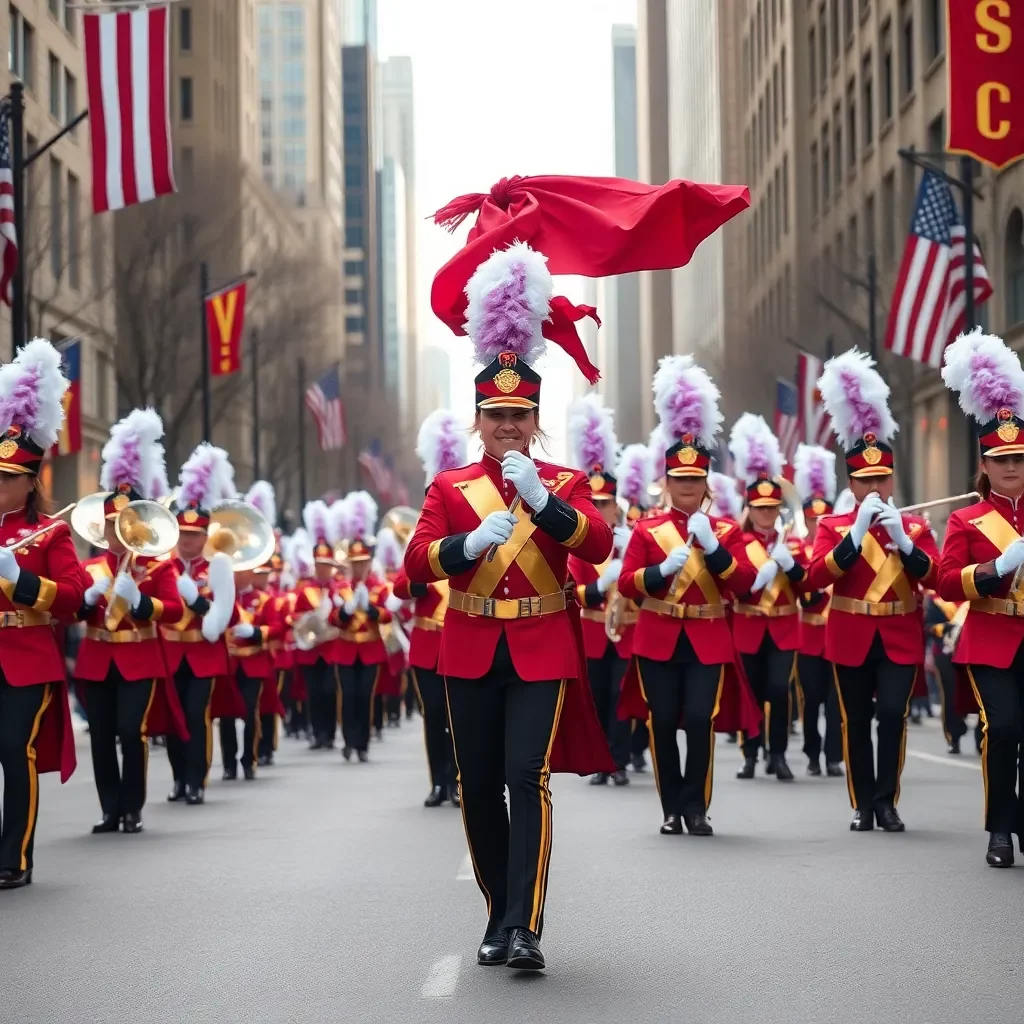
[961,564,982,602]
[825,549,844,579]
[633,567,648,596]
[717,556,737,581]
[148,597,164,622]
[563,510,590,549]
[33,576,57,612]
[427,539,448,579]
[576,583,587,604]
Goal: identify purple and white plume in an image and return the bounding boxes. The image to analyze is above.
[326,498,348,546]
[464,241,551,367]
[834,488,856,515]
[375,526,403,571]
[729,413,783,485]
[941,328,1024,425]
[178,443,237,509]
[99,408,166,499]
[616,443,654,509]
[793,444,837,503]
[302,500,331,544]
[416,409,468,486]
[652,355,723,451]
[286,529,314,578]
[566,394,617,472]
[0,337,70,450]
[817,349,897,449]
[707,472,743,520]
[344,490,378,544]
[245,480,277,528]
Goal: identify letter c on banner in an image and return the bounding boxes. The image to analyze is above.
[978,81,1012,139]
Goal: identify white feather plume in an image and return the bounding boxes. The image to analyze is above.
[99,408,166,499]
[833,488,856,515]
[0,337,71,450]
[793,444,837,503]
[375,526,403,571]
[816,349,898,449]
[302,499,331,542]
[707,472,743,520]
[344,490,378,543]
[615,443,654,508]
[566,394,618,472]
[415,408,468,486]
[287,528,314,578]
[941,327,1024,425]
[652,354,723,450]
[326,499,347,546]
[245,480,277,529]
[178,443,237,509]
[729,413,784,485]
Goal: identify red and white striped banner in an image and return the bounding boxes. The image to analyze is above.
[83,5,175,214]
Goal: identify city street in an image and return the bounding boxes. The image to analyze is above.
[0,713,1016,1023]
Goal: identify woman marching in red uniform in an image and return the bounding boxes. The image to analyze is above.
[937,329,1024,867]
[0,340,83,889]
[617,356,759,837]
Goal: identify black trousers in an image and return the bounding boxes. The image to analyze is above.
[373,692,385,732]
[741,635,795,758]
[166,664,213,789]
[935,651,966,744]
[339,661,377,753]
[220,672,262,771]
[445,637,564,936]
[305,659,338,744]
[0,678,53,871]
[411,666,455,789]
[968,652,1024,835]
[833,635,916,810]
[83,670,157,817]
[404,673,418,715]
[630,719,649,756]
[587,643,630,770]
[637,632,726,818]
[258,671,286,759]
[798,653,842,764]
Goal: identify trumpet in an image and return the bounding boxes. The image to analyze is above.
[203,500,275,572]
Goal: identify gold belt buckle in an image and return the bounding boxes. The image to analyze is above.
[480,597,495,618]
[518,597,535,618]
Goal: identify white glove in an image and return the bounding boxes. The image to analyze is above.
[232,622,255,639]
[84,576,111,607]
[354,581,370,610]
[464,510,518,559]
[113,572,140,610]
[995,538,1024,576]
[770,540,795,571]
[753,559,780,593]
[658,544,690,577]
[0,545,21,584]
[598,558,623,593]
[850,493,885,548]
[500,450,548,512]
[201,614,225,644]
[176,574,199,605]
[877,499,913,555]
[335,593,357,615]
[687,511,718,553]
[613,524,631,554]
[385,592,403,614]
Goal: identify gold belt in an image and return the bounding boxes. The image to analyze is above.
[0,610,52,628]
[830,595,917,617]
[87,624,157,644]
[641,597,726,620]
[413,616,444,632]
[338,630,378,643]
[801,612,828,626]
[971,598,1024,617]
[160,628,206,643]
[734,603,798,618]
[228,645,265,658]
[448,589,567,620]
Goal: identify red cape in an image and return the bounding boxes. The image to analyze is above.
[259,678,286,717]
[36,680,77,782]
[290,666,309,703]
[375,662,404,698]
[210,674,246,719]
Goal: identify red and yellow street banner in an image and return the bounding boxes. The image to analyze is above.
[206,281,248,377]
[947,0,1024,171]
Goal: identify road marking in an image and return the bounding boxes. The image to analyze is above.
[421,955,460,999]
[906,749,981,772]
[456,852,473,880]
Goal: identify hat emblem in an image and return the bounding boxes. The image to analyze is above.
[756,480,775,497]
[862,445,883,465]
[677,447,698,466]
[811,498,827,516]
[997,420,1020,443]
[183,508,199,524]
[497,352,518,369]
[493,367,522,394]
[0,439,17,460]
[112,494,130,511]
[589,465,605,491]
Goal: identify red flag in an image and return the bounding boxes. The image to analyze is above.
[206,282,247,377]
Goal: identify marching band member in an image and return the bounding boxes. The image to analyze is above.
[162,444,237,800]
[405,242,614,971]
[566,394,633,786]
[792,444,844,777]
[0,340,82,888]
[391,408,467,807]
[76,410,185,834]
[279,533,309,739]
[330,491,392,762]
[373,523,407,730]
[923,592,967,754]
[937,329,1024,866]
[617,357,759,836]
[729,414,805,782]
[806,350,938,832]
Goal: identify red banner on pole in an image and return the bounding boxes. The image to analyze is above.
[947,0,1024,171]
[206,281,247,377]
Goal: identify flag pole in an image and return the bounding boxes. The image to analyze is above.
[199,260,211,442]
[297,357,307,508]
[250,327,260,479]
[9,81,25,356]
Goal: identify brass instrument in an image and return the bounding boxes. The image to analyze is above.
[203,499,275,572]
[604,499,630,643]
[381,505,418,546]
[5,502,77,549]
[333,538,350,565]
[942,601,969,657]
[293,596,340,650]
[775,477,808,542]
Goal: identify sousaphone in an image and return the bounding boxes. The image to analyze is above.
[203,499,276,572]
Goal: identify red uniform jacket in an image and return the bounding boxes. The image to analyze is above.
[937,493,1024,669]
[159,556,231,679]
[798,536,830,657]
[391,570,447,671]
[403,453,615,776]
[271,590,296,671]
[568,554,635,660]
[731,532,806,654]
[805,507,938,666]
[328,575,393,668]
[291,580,343,666]
[229,587,283,681]
[0,511,86,780]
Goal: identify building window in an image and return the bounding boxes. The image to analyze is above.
[836,230,845,273]
[744,127,750,182]
[881,20,893,121]
[810,143,819,217]
[783,155,789,233]
[49,156,62,281]
[345,163,362,188]
[818,4,827,95]
[179,5,191,52]
[781,45,787,124]
[67,171,79,289]
[834,104,842,191]
[181,145,193,185]
[849,214,858,265]
[882,170,895,265]
[91,214,105,297]
[899,0,914,98]
[344,259,363,277]
[847,79,857,168]
[862,50,874,145]
[63,69,76,134]
[1005,208,1024,326]
[928,112,945,155]
[9,8,35,91]
[774,167,781,250]
[822,126,831,205]
[63,0,73,37]
[179,77,193,121]
[844,0,854,40]
[345,225,363,249]
[756,1,763,73]
[809,28,816,99]
[743,36,749,98]
[766,182,773,257]
[830,0,839,61]
[772,65,779,143]
[47,0,57,19]
[865,193,876,254]
[758,97,765,168]
[344,288,362,305]
[345,315,365,334]
[923,0,944,61]
[48,51,59,118]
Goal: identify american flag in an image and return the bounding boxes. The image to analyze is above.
[796,352,832,446]
[358,441,394,501]
[775,378,800,478]
[305,365,347,450]
[885,169,992,368]
[83,6,176,214]
[0,105,17,306]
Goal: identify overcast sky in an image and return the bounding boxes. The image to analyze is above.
[378,0,637,460]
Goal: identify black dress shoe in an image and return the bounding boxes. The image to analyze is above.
[683,812,714,836]
[589,772,609,786]
[375,728,384,741]
[630,753,647,772]
[222,765,238,781]
[122,813,144,834]
[659,814,683,835]
[91,813,121,834]
[736,756,756,779]
[308,738,322,751]
[726,732,738,744]
[850,809,874,831]
[875,804,905,832]
[185,786,205,805]
[506,928,545,971]
[987,832,1014,867]
[167,781,186,802]
[948,737,962,755]
[0,868,31,889]
[771,755,794,781]
[242,765,256,781]
[612,768,630,786]
[357,749,369,763]
[424,785,448,808]
[826,761,845,777]
[257,754,271,767]
[477,928,510,966]
[450,785,461,808]
[764,755,776,775]
[807,758,822,777]
[342,745,352,761]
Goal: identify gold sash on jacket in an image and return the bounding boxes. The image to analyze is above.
[647,520,721,607]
